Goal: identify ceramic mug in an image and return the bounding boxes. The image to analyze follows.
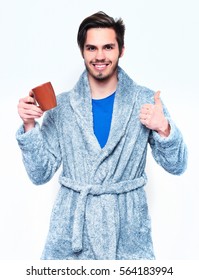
[32,82,57,111]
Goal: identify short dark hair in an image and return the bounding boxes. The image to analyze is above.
[77,11,125,56]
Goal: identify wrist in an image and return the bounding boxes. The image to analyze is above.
[156,118,170,137]
[23,121,35,132]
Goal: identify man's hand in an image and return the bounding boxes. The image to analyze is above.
[17,91,43,132]
[139,91,170,137]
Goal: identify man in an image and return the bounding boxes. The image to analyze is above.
[16,11,187,260]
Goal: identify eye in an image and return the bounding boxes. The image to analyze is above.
[105,44,114,50]
[86,45,96,51]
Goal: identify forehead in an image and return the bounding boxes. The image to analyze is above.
[85,28,117,46]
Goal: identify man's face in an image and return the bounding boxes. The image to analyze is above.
[82,28,124,81]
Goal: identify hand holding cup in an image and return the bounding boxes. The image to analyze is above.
[18,82,57,132]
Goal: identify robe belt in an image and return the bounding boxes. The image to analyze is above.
[59,175,147,253]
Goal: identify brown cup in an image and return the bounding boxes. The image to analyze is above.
[32,82,57,111]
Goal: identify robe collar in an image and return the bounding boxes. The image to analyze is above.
[70,66,140,154]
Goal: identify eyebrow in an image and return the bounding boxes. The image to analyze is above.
[85,43,116,48]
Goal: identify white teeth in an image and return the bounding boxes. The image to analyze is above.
[95,64,106,70]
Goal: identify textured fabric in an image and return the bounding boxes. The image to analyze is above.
[16,67,188,260]
[92,92,115,148]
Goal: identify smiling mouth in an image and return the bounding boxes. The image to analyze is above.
[92,62,110,71]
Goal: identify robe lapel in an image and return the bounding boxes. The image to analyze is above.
[70,71,101,153]
[70,67,140,157]
[105,67,139,153]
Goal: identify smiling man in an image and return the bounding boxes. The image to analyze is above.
[83,28,123,88]
[16,11,187,260]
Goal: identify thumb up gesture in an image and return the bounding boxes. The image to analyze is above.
[139,91,170,137]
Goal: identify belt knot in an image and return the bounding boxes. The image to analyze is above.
[59,176,147,253]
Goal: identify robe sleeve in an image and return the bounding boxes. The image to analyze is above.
[16,111,62,185]
[148,106,188,175]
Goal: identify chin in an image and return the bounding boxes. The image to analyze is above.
[94,68,118,81]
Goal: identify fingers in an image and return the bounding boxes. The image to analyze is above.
[154,90,161,105]
[139,90,162,123]
[18,95,43,122]
[25,91,37,104]
[139,103,156,127]
[139,91,165,130]
[139,104,153,120]
[25,95,35,104]
[29,90,37,104]
[140,104,153,115]
[139,112,151,126]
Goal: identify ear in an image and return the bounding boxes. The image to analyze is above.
[119,46,125,58]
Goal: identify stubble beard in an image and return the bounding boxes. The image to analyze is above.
[85,61,119,82]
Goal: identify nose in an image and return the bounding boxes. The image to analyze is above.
[95,49,106,60]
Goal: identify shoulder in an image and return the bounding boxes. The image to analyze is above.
[136,84,155,103]
[118,67,155,103]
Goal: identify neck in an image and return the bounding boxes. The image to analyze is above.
[88,72,118,100]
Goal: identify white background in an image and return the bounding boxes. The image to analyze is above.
[0,0,198,260]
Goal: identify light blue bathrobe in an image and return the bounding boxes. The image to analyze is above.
[16,67,187,260]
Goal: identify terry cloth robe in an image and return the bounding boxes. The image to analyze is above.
[16,67,187,260]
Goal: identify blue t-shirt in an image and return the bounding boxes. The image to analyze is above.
[92,92,115,148]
